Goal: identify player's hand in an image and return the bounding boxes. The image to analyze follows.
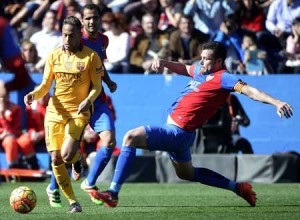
[77,99,92,115]
[106,80,117,93]
[24,93,34,107]
[151,59,165,73]
[276,102,293,119]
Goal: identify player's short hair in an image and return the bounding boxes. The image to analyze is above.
[63,16,82,31]
[81,3,102,17]
[292,17,300,26]
[202,41,227,62]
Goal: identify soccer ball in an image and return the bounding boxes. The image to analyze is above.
[10,186,37,214]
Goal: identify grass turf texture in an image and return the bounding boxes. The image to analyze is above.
[0,181,299,220]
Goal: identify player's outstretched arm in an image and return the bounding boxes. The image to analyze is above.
[151,59,190,76]
[240,84,293,119]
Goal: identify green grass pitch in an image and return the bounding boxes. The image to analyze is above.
[0,181,300,220]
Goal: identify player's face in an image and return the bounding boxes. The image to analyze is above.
[62,24,82,53]
[82,8,101,35]
[199,49,222,74]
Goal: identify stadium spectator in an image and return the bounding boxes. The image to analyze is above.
[0,15,36,128]
[50,0,82,31]
[241,31,272,75]
[2,0,25,20]
[123,0,161,38]
[0,16,35,92]
[158,0,183,33]
[169,14,210,65]
[233,0,266,35]
[21,40,43,73]
[232,0,283,73]
[129,13,169,73]
[24,15,104,213]
[25,92,50,150]
[226,94,254,154]
[213,14,245,73]
[266,0,300,49]
[10,0,42,28]
[91,0,112,16]
[90,41,293,208]
[183,0,238,37]
[0,81,39,170]
[30,9,62,72]
[102,12,131,73]
[103,0,130,12]
[278,17,300,73]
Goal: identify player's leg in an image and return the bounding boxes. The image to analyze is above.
[83,105,116,187]
[60,117,87,213]
[2,135,20,168]
[81,104,116,204]
[46,172,62,208]
[170,152,256,207]
[44,117,61,207]
[45,115,83,213]
[17,133,39,169]
[89,126,147,207]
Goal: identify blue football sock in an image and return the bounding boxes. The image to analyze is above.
[87,146,113,186]
[192,167,237,192]
[109,146,136,194]
[50,172,59,191]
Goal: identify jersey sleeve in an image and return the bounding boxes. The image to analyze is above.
[100,33,109,59]
[188,63,201,78]
[86,52,104,102]
[221,71,242,91]
[31,52,55,100]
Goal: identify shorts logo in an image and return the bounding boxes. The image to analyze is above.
[77,62,85,71]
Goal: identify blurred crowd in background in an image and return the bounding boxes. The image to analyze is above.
[1,0,300,76]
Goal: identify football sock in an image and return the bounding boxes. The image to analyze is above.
[192,167,237,191]
[50,172,59,191]
[52,163,77,204]
[86,146,113,185]
[109,146,136,194]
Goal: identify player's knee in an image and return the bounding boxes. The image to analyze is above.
[123,129,137,146]
[107,139,116,148]
[175,170,193,181]
[102,137,116,148]
[176,172,187,180]
[50,151,63,166]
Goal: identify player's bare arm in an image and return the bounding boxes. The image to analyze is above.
[77,99,92,115]
[151,59,190,76]
[102,68,117,93]
[239,83,293,118]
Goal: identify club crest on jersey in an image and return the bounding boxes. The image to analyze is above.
[65,61,72,71]
[76,62,85,71]
[206,75,214,81]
